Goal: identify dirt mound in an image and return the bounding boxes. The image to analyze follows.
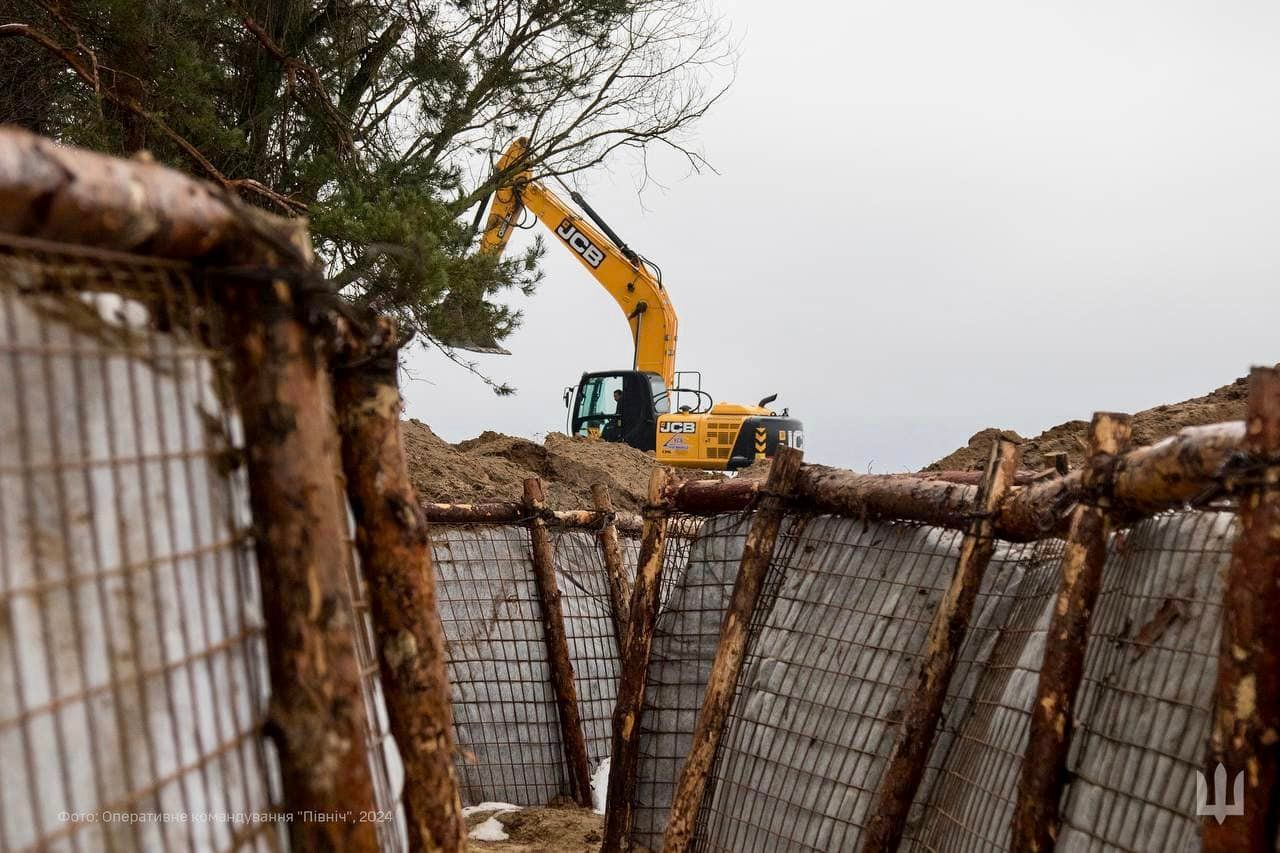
[403,420,718,512]
[467,805,602,852]
[925,375,1251,472]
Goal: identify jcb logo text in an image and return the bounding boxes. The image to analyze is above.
[556,219,606,268]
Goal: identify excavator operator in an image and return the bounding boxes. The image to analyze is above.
[603,389,624,441]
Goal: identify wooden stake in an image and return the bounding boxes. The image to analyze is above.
[662,447,804,853]
[224,281,379,851]
[1203,366,1280,850]
[332,334,465,853]
[524,477,594,807]
[862,438,1021,852]
[592,483,633,653]
[1011,412,1132,852]
[603,468,672,852]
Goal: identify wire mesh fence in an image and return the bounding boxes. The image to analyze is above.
[553,527,627,776]
[340,519,409,852]
[622,507,1244,852]
[629,511,752,849]
[430,524,567,806]
[0,131,1270,853]
[0,237,283,852]
[0,233,413,852]
[429,522,645,808]
[903,536,1065,852]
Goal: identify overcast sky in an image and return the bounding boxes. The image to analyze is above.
[402,0,1280,472]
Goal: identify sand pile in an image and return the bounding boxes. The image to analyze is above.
[925,375,1250,471]
[402,420,716,511]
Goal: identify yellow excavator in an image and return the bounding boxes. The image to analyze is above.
[479,137,803,470]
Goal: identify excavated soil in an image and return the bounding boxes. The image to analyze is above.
[925,375,1250,472]
[403,420,718,512]
[466,805,603,852]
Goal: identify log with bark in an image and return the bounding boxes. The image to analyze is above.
[663,448,804,853]
[603,468,672,851]
[1203,367,1280,850]
[224,275,379,851]
[332,324,465,852]
[862,438,1022,852]
[1011,413,1132,852]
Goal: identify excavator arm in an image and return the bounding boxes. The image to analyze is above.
[480,137,679,387]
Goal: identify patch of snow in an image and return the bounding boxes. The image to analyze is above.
[462,802,522,817]
[591,757,611,814]
[469,816,510,842]
[471,814,509,840]
[464,802,522,843]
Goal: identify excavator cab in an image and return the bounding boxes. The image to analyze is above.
[567,370,805,471]
[568,370,668,452]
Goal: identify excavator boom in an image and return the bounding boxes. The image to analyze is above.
[480,138,678,387]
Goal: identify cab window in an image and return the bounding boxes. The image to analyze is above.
[649,375,671,414]
[575,374,625,436]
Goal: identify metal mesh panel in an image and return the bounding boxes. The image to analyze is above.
[638,504,1238,851]
[902,536,1065,852]
[906,511,1233,851]
[552,528,624,771]
[431,524,566,806]
[629,512,751,849]
[693,516,976,851]
[0,237,283,851]
[431,522,640,806]
[1055,511,1233,851]
[342,521,409,851]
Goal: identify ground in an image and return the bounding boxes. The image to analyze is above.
[403,374,1254,505]
[464,804,604,852]
[402,420,719,511]
[924,374,1252,471]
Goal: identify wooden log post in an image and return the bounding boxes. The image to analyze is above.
[603,468,672,852]
[223,280,379,851]
[1011,412,1132,852]
[662,447,804,853]
[1203,366,1280,850]
[862,438,1022,852]
[524,477,594,807]
[331,328,466,852]
[592,483,633,654]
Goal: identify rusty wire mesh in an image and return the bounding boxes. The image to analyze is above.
[628,511,752,849]
[339,519,409,852]
[902,536,1065,852]
[0,234,407,852]
[627,507,1240,852]
[0,236,283,852]
[677,516,968,851]
[429,521,640,808]
[551,526,627,774]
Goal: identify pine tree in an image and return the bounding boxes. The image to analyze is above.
[0,0,730,389]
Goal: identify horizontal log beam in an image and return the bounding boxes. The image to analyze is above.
[998,421,1244,539]
[419,501,643,533]
[0,126,299,263]
[912,469,1045,486]
[654,421,1245,539]
[665,476,759,513]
